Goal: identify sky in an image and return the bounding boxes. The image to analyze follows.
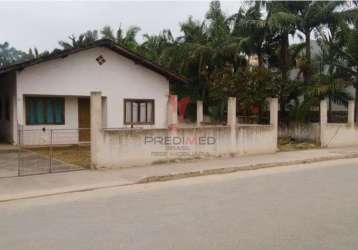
[0,1,243,52]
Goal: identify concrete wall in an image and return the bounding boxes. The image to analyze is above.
[321,124,358,147]
[320,99,358,147]
[95,125,277,168]
[15,47,170,135]
[279,123,320,143]
[91,93,279,169]
[0,72,17,143]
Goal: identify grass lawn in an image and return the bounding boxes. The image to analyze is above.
[29,145,91,168]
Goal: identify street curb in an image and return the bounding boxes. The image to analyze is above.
[0,182,133,203]
[1,153,358,203]
[136,153,358,184]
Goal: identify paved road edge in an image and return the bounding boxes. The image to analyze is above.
[1,153,358,203]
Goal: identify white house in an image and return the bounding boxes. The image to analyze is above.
[0,39,187,145]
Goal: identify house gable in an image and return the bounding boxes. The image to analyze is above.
[15,46,170,130]
[0,39,187,84]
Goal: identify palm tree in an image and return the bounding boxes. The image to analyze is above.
[264,1,298,121]
[139,29,175,62]
[100,26,115,41]
[58,30,99,49]
[292,1,349,84]
[269,1,354,84]
[231,1,267,68]
[100,25,141,51]
[334,15,358,121]
[265,2,297,81]
[184,0,234,101]
[27,48,50,59]
[172,16,212,100]
[315,14,352,119]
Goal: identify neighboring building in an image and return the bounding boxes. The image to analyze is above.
[0,39,186,144]
[289,40,322,81]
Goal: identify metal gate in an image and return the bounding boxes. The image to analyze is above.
[0,128,90,178]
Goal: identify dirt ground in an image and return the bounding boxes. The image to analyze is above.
[278,137,319,152]
[30,145,91,169]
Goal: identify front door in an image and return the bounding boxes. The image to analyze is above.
[78,98,91,142]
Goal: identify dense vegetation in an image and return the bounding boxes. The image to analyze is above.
[1,1,358,123]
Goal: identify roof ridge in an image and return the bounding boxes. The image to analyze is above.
[0,39,188,84]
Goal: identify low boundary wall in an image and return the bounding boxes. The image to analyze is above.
[279,123,320,143]
[96,125,277,168]
[320,99,358,148]
[90,92,279,168]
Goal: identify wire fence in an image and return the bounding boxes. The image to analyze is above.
[0,128,90,177]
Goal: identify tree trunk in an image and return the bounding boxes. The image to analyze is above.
[304,29,311,84]
[279,33,289,124]
[280,34,289,82]
[257,50,263,68]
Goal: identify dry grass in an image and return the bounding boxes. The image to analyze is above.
[278,137,319,152]
[29,145,91,168]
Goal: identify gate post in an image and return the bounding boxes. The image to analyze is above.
[167,94,178,133]
[227,97,237,129]
[196,100,203,127]
[17,129,22,176]
[227,97,237,153]
[268,98,279,151]
[320,98,328,147]
[90,91,103,169]
[49,129,53,173]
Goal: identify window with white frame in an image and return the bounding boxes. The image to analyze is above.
[124,99,154,125]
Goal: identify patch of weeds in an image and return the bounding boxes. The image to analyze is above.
[278,137,319,152]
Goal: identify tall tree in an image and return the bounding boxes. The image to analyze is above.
[335,15,358,121]
[100,25,141,51]
[0,42,28,67]
[265,1,298,121]
[58,30,99,49]
[292,1,347,84]
[232,1,267,68]
[139,29,175,62]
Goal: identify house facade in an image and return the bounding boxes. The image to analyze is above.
[0,40,186,145]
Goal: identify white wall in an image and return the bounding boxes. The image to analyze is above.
[91,94,279,168]
[321,124,358,147]
[279,123,320,143]
[0,72,16,143]
[19,96,79,145]
[96,125,278,168]
[16,47,170,135]
[320,99,358,148]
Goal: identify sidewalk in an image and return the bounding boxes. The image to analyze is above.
[1,146,358,202]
